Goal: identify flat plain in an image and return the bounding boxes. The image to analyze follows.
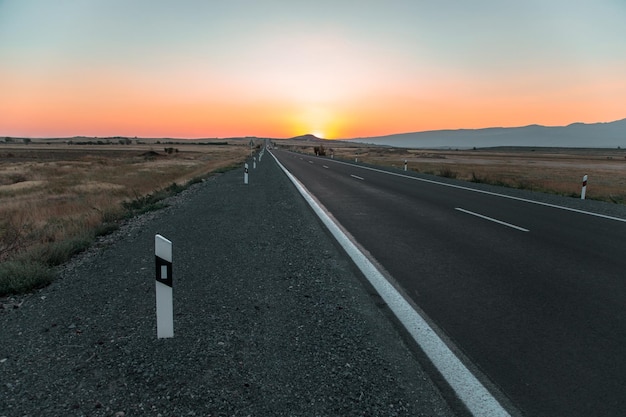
[2,138,626,295]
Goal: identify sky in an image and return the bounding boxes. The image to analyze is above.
[1,0,625,139]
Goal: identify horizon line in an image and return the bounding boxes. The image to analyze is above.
[2,116,624,141]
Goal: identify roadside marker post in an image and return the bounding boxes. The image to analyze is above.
[253,157,257,169]
[404,160,408,171]
[155,234,173,339]
[244,163,249,184]
[581,175,588,200]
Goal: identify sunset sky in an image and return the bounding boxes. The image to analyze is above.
[1,0,625,139]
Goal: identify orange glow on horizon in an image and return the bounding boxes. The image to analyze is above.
[1,66,625,139]
[2,2,626,140]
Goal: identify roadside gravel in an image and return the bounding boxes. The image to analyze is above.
[1,155,455,416]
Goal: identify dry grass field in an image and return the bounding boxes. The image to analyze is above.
[3,138,626,296]
[279,140,626,204]
[0,141,251,295]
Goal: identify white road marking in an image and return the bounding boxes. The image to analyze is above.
[308,160,314,164]
[321,158,626,223]
[270,150,511,417]
[455,208,529,232]
[323,165,329,169]
[350,174,364,180]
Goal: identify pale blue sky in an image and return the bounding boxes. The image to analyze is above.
[1,0,625,138]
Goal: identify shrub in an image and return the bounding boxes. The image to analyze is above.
[28,236,93,267]
[0,219,27,262]
[470,172,486,183]
[0,260,55,295]
[439,167,458,178]
[94,222,119,237]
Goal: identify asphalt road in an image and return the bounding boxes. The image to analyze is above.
[272,149,626,417]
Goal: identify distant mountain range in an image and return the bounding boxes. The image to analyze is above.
[348,118,626,149]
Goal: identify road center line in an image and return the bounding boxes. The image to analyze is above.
[323,165,329,169]
[456,208,529,232]
[350,174,364,180]
[270,150,511,417]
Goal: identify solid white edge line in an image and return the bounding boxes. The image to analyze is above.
[318,156,626,224]
[350,174,364,180]
[269,150,511,417]
[456,208,529,232]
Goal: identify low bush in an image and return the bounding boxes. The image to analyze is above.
[0,260,55,295]
[27,235,93,267]
[439,167,458,178]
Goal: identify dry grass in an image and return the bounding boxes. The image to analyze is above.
[0,142,250,294]
[280,141,626,204]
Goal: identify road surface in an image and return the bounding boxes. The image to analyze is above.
[272,149,626,417]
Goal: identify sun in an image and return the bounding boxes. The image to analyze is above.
[287,105,343,139]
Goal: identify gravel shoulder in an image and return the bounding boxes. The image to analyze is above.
[1,155,455,416]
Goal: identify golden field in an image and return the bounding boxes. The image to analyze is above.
[0,141,251,294]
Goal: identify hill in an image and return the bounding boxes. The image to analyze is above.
[348,118,626,149]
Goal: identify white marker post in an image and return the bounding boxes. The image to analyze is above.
[581,174,588,200]
[253,157,257,169]
[244,163,249,184]
[404,160,408,171]
[155,234,173,339]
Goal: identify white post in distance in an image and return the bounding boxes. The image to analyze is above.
[155,234,173,339]
[404,160,408,171]
[253,157,257,169]
[244,163,249,184]
[581,174,588,200]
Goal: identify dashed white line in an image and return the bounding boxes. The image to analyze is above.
[350,174,364,180]
[455,208,529,232]
[323,165,329,169]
